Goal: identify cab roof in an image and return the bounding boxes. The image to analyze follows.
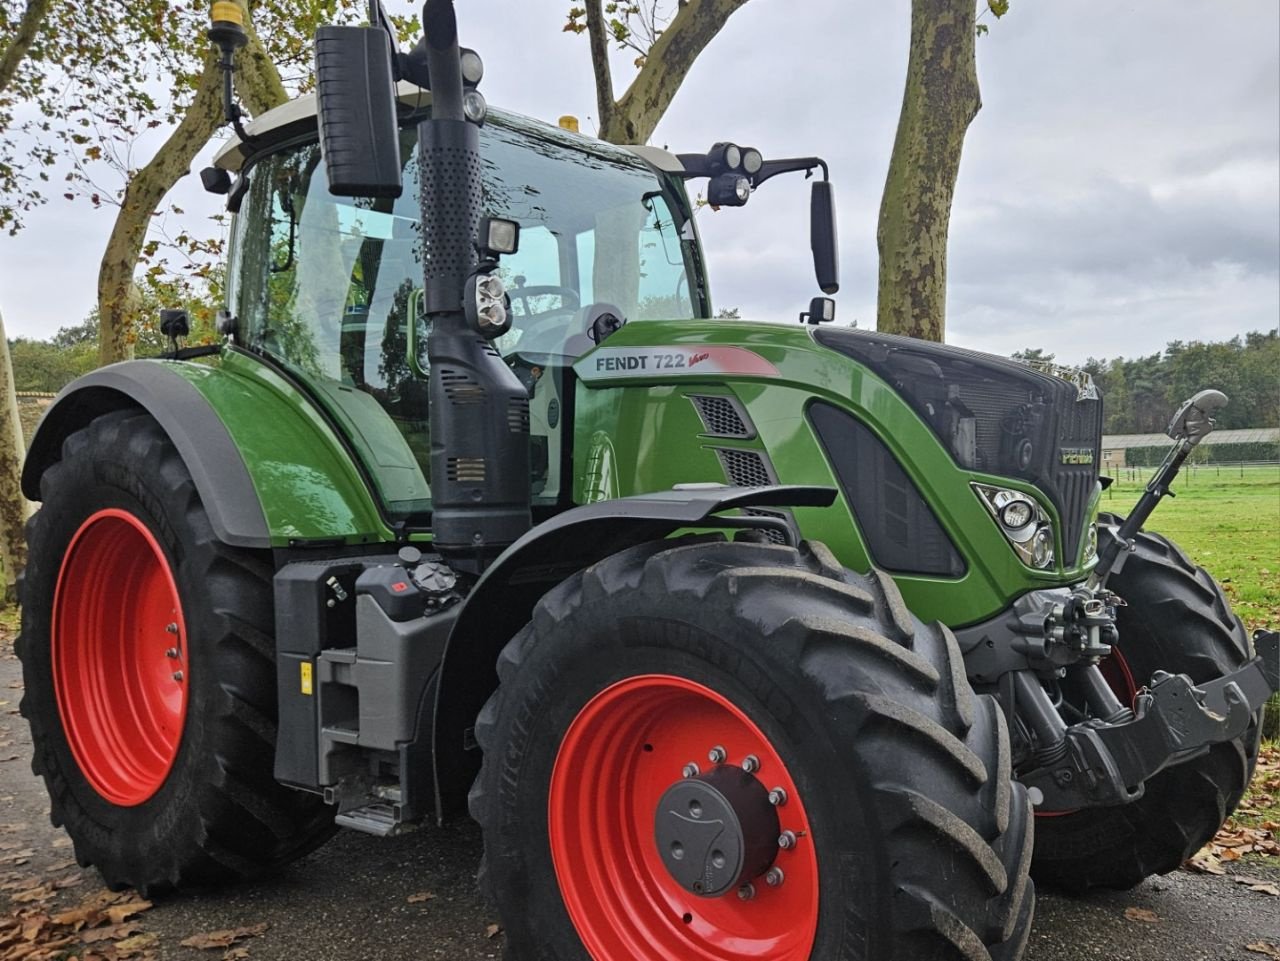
[212,80,683,175]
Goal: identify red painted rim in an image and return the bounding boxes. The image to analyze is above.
[1037,649,1139,818]
[52,509,189,807]
[549,675,819,961]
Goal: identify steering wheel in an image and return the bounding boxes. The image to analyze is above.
[508,284,580,322]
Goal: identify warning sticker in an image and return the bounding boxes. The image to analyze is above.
[300,661,314,696]
[575,345,778,383]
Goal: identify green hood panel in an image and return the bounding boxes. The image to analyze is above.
[571,319,1098,626]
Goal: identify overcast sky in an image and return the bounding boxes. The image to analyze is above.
[1,0,1276,365]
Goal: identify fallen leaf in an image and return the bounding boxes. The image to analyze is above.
[81,923,147,945]
[115,931,160,957]
[10,882,56,903]
[104,898,153,925]
[1246,942,1280,959]
[223,948,251,960]
[180,922,269,950]
[1124,906,1160,923]
[406,891,435,904]
[485,923,503,939]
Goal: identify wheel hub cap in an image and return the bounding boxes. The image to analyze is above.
[655,765,779,897]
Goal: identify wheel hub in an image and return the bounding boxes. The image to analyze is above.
[654,764,780,898]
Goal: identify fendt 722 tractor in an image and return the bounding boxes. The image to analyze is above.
[17,3,1278,960]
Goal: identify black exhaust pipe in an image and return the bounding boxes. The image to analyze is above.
[418,0,531,574]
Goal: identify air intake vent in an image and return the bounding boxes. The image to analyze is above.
[714,448,776,488]
[743,507,791,545]
[446,457,486,483]
[689,395,754,439]
[508,398,530,434]
[440,369,486,405]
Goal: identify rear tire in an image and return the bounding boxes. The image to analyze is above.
[1030,514,1261,891]
[470,537,1034,961]
[17,411,334,894]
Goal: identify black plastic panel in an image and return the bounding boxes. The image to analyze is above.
[809,402,965,578]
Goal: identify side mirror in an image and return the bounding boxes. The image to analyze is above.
[800,297,836,325]
[314,26,403,198]
[811,180,839,295]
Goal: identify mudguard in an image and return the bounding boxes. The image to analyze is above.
[431,484,837,819]
[22,362,271,547]
[23,357,390,549]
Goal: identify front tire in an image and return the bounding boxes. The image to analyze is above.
[470,537,1034,961]
[1030,514,1261,891]
[18,410,334,893]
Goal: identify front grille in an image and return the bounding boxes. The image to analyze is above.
[815,328,1100,565]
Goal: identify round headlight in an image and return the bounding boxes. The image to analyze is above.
[1032,525,1054,569]
[998,499,1034,530]
[733,175,751,203]
[463,90,488,124]
[742,148,763,175]
[460,49,485,85]
[723,144,742,171]
[1084,522,1099,562]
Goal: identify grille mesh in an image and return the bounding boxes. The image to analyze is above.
[690,395,753,439]
[715,448,775,488]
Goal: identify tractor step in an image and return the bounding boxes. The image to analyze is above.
[334,801,411,837]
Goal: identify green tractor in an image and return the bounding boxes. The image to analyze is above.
[17,4,1277,960]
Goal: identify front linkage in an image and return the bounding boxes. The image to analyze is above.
[960,389,1279,812]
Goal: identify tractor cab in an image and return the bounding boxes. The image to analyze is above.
[218,100,708,519]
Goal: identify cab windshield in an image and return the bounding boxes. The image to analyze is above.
[228,110,705,521]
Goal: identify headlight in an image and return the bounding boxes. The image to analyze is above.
[974,483,1056,570]
[1083,522,1099,564]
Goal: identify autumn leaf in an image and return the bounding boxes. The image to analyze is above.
[1123,906,1160,923]
[406,891,435,904]
[180,922,270,950]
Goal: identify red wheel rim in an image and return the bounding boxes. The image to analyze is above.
[1037,649,1138,818]
[52,509,189,806]
[549,675,819,961]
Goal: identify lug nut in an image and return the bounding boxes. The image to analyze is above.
[165,623,178,634]
[741,754,760,774]
[165,648,180,659]
[708,745,727,764]
[682,763,700,779]
[778,830,797,850]
[767,787,788,807]
[765,867,785,887]
[737,883,756,901]
[171,671,184,682]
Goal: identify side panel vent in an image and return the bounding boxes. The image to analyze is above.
[440,368,486,406]
[446,457,487,483]
[714,448,776,488]
[689,395,754,439]
[743,507,791,545]
[507,398,530,434]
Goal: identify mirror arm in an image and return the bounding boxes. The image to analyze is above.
[752,157,828,189]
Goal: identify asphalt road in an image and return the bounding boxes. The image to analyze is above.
[2,638,1277,961]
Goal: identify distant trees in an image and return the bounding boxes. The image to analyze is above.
[1019,331,1279,433]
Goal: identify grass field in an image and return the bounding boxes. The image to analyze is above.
[1101,463,1280,630]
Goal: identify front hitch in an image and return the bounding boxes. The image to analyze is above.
[1022,630,1279,810]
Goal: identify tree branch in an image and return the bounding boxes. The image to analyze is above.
[584,0,616,135]
[233,1,288,116]
[0,0,52,97]
[604,0,750,144]
[98,51,225,365]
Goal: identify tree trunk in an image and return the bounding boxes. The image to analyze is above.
[0,0,51,97]
[98,52,225,366]
[0,305,32,607]
[588,0,751,145]
[876,0,981,342]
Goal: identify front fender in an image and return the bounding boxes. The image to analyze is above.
[430,484,837,819]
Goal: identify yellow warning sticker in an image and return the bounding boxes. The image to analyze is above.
[300,661,314,696]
